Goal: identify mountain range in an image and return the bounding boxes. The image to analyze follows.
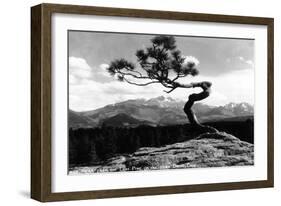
[69,96,254,129]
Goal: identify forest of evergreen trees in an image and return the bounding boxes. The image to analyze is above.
[69,119,253,168]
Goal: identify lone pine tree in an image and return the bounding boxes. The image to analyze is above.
[107,35,217,132]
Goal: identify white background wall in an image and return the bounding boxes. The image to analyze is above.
[0,0,279,205]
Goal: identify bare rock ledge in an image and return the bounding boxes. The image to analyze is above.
[70,132,254,174]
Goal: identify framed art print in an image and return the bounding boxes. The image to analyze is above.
[31,3,274,202]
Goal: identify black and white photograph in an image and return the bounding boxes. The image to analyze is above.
[68,31,254,174]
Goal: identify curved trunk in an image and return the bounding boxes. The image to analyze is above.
[183,81,218,133]
[183,93,208,127]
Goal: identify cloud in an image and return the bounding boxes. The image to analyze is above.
[183,56,200,66]
[69,57,254,111]
[68,57,160,110]
[70,68,254,111]
[69,57,92,83]
[92,63,114,83]
[69,78,162,111]
[100,63,109,70]
[69,57,116,85]
[238,56,244,61]
[245,60,254,67]
[225,56,254,71]
[191,69,254,106]
[69,74,78,84]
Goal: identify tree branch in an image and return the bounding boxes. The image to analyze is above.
[174,81,212,90]
[123,77,160,86]
[171,73,180,82]
[125,69,144,77]
[162,81,212,93]
[118,70,150,79]
[164,87,178,93]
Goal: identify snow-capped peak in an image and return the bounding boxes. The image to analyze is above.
[145,96,180,108]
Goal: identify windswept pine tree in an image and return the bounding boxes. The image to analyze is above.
[107,35,217,132]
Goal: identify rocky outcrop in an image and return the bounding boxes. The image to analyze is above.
[69,132,254,174]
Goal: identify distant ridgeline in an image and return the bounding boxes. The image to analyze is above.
[69,96,254,129]
[69,120,254,168]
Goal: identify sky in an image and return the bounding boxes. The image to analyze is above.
[68,31,254,112]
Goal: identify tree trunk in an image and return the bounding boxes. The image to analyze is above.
[183,81,218,133]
